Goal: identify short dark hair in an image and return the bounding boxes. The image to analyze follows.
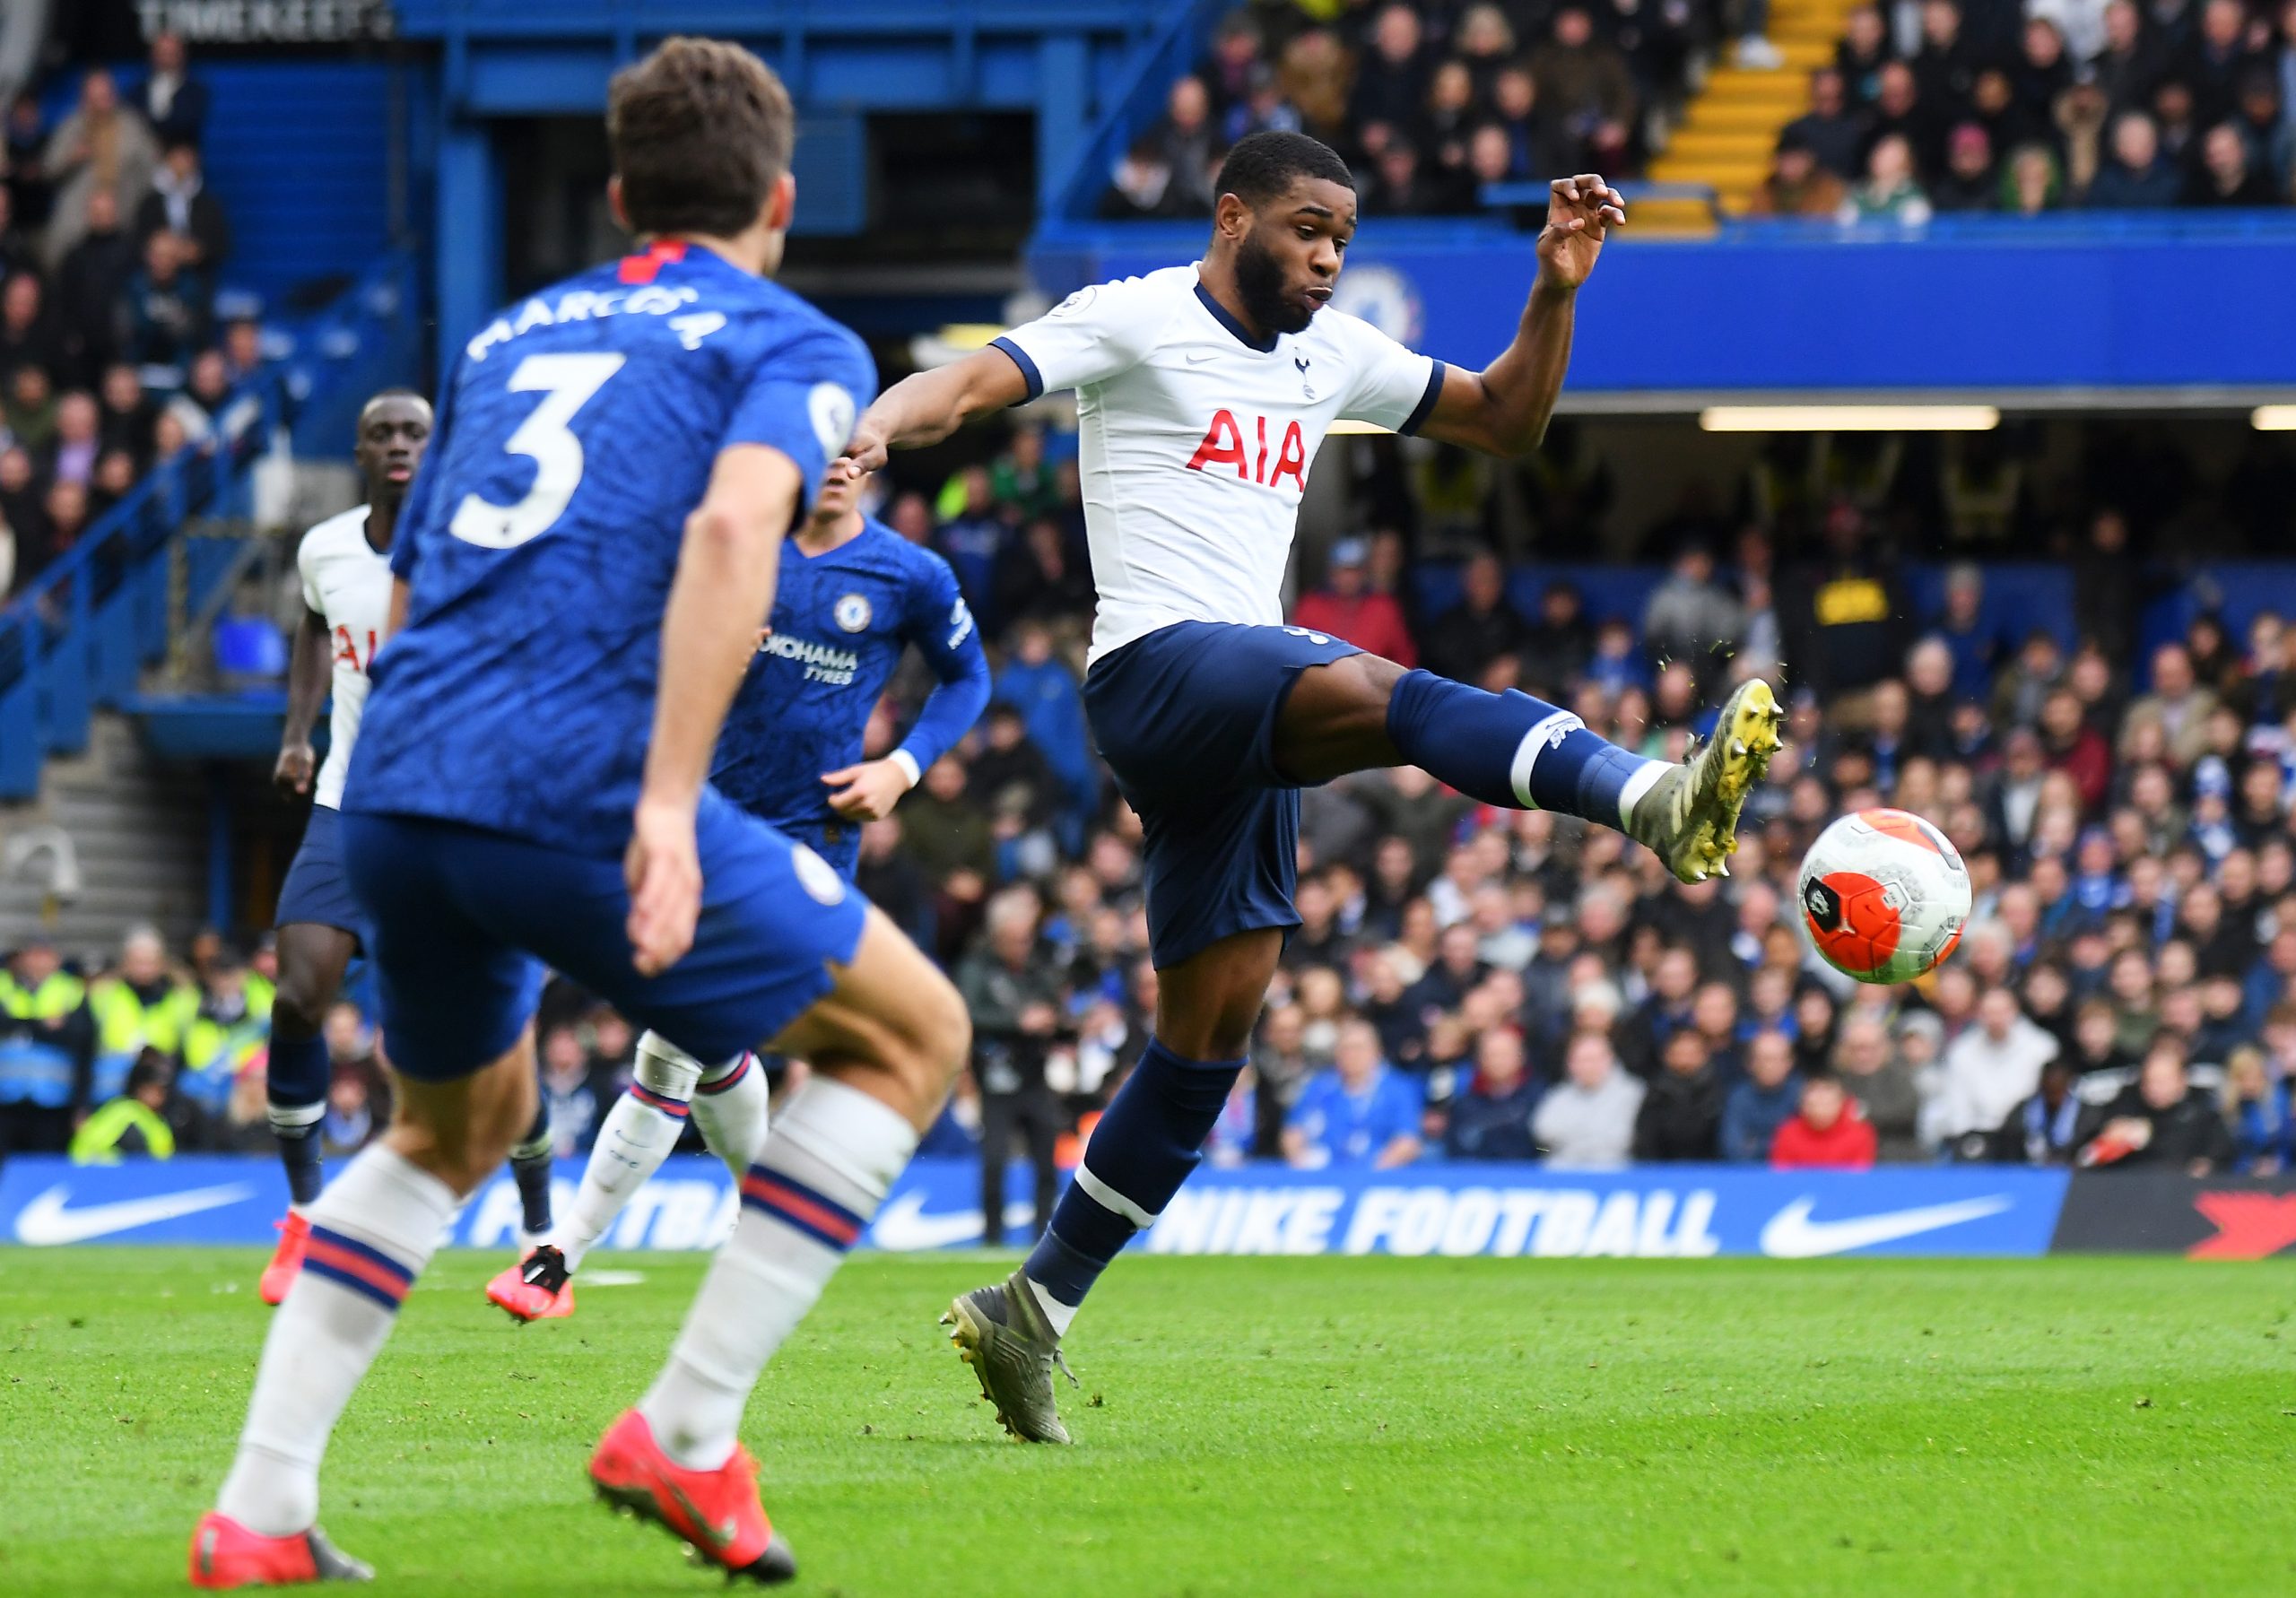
[1213,130,1354,207]
[607,37,795,238]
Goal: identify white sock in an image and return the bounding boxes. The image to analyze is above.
[216,1146,457,1535]
[1024,1275,1078,1337]
[552,1029,699,1272]
[690,1052,771,1178]
[639,1076,916,1469]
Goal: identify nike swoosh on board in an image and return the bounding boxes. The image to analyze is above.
[14,1182,258,1246]
[1759,1194,2014,1258]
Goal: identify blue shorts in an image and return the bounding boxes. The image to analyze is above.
[1083,621,1361,969]
[276,804,372,951]
[342,790,870,1082]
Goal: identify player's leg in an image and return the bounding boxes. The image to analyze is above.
[257,921,355,1307]
[1279,650,1782,883]
[193,812,545,1586]
[596,907,966,1580]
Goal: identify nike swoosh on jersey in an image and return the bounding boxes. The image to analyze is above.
[1184,349,1222,363]
[1758,1194,2014,1258]
[13,1181,257,1246]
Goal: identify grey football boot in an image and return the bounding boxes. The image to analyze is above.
[942,1269,1079,1444]
[1624,677,1784,883]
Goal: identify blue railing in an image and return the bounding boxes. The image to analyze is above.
[0,252,421,803]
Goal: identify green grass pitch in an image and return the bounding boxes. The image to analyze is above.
[3,1249,2293,1595]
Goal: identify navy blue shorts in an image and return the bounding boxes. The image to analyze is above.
[343,790,870,1083]
[1083,621,1362,969]
[276,804,372,951]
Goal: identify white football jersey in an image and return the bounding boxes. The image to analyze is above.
[295,506,392,810]
[994,265,1443,665]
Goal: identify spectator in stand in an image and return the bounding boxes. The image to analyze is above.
[125,229,209,379]
[40,68,158,268]
[1837,5,1892,106]
[1834,1012,1926,1160]
[934,464,1006,622]
[1284,1019,1424,1170]
[2122,642,2222,767]
[1153,74,1219,216]
[56,188,135,386]
[135,140,230,277]
[1634,1026,1725,1159]
[0,271,64,380]
[1642,542,1744,679]
[2087,111,2185,206]
[2183,120,2280,204]
[139,31,211,147]
[1293,536,1416,665]
[4,93,50,230]
[1531,8,1637,174]
[1423,551,1526,685]
[1931,124,2001,211]
[959,887,1069,1243]
[1445,1025,1543,1159]
[1488,63,1578,184]
[1750,133,1849,215]
[1351,4,1431,140]
[2224,1044,2293,1172]
[1839,133,1935,224]
[1940,986,2061,1142]
[1517,581,1594,698]
[1535,1029,1645,1168]
[1771,1077,1879,1168]
[2079,1037,2236,1171]
[1995,1056,2088,1163]
[49,390,100,487]
[1721,1029,1803,1161]
[97,363,154,465]
[1783,69,1866,179]
[68,1054,178,1162]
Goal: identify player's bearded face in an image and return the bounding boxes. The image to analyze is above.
[1235,221,1317,336]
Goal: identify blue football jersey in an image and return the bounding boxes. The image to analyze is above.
[713,517,985,839]
[346,241,875,854]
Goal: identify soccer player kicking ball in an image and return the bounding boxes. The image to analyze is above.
[189,39,967,1588]
[259,390,554,1303]
[486,463,988,1321]
[839,131,1782,1446]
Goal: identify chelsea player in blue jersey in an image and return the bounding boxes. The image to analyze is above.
[485,464,988,1321]
[191,41,970,1589]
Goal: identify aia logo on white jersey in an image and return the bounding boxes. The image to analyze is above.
[1186,409,1309,493]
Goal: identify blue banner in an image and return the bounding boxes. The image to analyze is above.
[0,1156,2069,1259]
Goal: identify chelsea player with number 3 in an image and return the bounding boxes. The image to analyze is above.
[485,460,989,1322]
[190,39,970,1589]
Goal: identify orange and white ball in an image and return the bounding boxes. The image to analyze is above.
[1797,809,1971,985]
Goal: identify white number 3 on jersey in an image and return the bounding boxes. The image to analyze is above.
[448,352,625,548]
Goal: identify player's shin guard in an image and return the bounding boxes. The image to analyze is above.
[638,1077,915,1471]
[509,1101,555,1241]
[1023,1038,1241,1335]
[552,1030,707,1272]
[691,1050,771,1177]
[215,1146,457,1536]
[265,1031,332,1208]
[1384,668,1664,826]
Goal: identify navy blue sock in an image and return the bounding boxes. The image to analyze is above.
[265,1031,331,1207]
[511,1099,554,1237]
[1024,1038,1243,1311]
[1385,668,1659,824]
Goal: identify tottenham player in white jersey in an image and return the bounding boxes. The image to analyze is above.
[841,132,1783,1444]
[257,391,432,1304]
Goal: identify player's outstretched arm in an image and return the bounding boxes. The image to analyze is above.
[839,347,1031,475]
[628,444,804,974]
[274,606,330,797]
[1416,175,1625,459]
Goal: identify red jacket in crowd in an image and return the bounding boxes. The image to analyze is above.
[1770,1107,1878,1169]
[1292,589,1417,668]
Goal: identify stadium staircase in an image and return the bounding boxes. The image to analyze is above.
[1646,1,1845,220]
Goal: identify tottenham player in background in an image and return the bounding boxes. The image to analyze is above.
[485,462,988,1322]
[257,390,435,1307]
[191,39,968,1588]
[841,131,1784,1445]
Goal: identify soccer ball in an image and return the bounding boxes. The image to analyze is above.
[1797,809,1971,985]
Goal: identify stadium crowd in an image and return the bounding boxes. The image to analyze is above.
[9,412,2296,1236]
[1106,0,1768,219]
[1762,0,2296,217]
[0,34,264,603]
